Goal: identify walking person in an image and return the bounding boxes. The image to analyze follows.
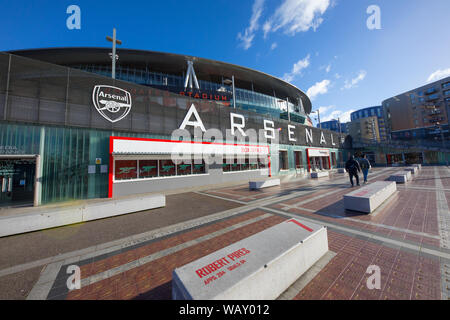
[345,155,361,187]
[360,154,372,184]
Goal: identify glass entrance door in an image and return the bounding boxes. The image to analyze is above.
[0,159,36,207]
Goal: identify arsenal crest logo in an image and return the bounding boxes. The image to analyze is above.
[92,85,132,123]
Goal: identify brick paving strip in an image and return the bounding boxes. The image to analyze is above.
[435,166,450,249]
[294,205,440,240]
[78,212,272,289]
[63,213,287,300]
[294,230,443,300]
[435,166,450,300]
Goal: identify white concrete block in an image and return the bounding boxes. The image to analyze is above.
[413,164,422,170]
[344,181,397,213]
[249,179,280,190]
[0,194,166,237]
[405,167,418,175]
[0,207,83,238]
[310,171,330,178]
[388,171,412,184]
[172,219,328,300]
[82,194,166,221]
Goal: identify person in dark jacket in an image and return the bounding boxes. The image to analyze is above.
[345,155,361,187]
[359,154,372,184]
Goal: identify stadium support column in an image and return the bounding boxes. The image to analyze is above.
[232,76,236,109]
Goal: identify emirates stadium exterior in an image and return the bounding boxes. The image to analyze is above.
[0,48,347,206]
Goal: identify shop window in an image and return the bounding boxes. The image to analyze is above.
[279,151,289,170]
[115,160,137,180]
[331,152,337,166]
[258,157,267,169]
[231,158,241,172]
[159,160,176,177]
[176,161,192,176]
[241,158,250,171]
[222,158,232,172]
[193,160,206,174]
[294,151,303,169]
[249,157,258,170]
[139,160,158,178]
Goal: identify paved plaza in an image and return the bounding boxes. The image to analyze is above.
[0,166,449,300]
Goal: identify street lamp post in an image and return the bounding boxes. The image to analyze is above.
[106,28,122,79]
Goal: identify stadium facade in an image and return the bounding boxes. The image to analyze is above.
[0,48,347,207]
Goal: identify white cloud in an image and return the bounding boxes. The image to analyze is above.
[270,42,278,50]
[342,70,367,90]
[237,0,265,50]
[318,106,355,123]
[306,79,331,100]
[283,54,311,82]
[427,68,450,83]
[263,0,330,38]
[334,73,341,79]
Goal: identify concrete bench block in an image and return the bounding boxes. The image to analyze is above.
[388,171,412,184]
[344,181,397,213]
[413,164,422,170]
[249,179,280,190]
[172,219,328,300]
[405,167,418,175]
[0,194,166,237]
[337,168,346,173]
[82,194,166,221]
[0,207,83,238]
[310,171,329,178]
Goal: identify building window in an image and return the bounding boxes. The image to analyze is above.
[249,158,258,170]
[294,151,303,169]
[258,157,267,169]
[176,161,192,176]
[279,151,289,170]
[331,152,337,166]
[159,160,176,177]
[115,160,138,180]
[241,158,250,171]
[231,159,241,172]
[139,160,158,178]
[192,160,206,174]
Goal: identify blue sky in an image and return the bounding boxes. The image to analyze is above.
[1,0,449,124]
